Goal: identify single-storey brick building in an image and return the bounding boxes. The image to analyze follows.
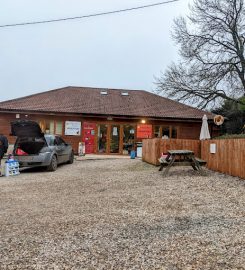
[0,86,216,154]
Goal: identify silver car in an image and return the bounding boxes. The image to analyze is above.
[11,120,74,171]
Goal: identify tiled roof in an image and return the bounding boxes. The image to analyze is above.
[0,86,213,120]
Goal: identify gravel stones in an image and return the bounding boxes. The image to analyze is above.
[0,159,244,269]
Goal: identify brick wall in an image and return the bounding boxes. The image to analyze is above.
[0,112,212,154]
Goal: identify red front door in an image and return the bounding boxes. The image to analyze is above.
[82,122,96,154]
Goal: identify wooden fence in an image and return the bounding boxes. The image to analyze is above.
[142,138,201,166]
[201,139,245,179]
[142,138,161,166]
[142,138,245,179]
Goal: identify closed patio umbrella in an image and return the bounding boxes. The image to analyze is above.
[200,114,211,140]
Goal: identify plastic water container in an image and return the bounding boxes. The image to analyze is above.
[5,160,20,177]
[130,150,136,159]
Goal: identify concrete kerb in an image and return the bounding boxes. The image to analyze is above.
[76,154,141,161]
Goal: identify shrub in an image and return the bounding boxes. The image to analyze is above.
[213,134,245,139]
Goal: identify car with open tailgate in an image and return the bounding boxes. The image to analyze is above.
[11,120,74,171]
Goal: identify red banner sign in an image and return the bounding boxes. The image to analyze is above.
[137,124,152,139]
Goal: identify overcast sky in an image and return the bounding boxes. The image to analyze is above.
[0,0,192,102]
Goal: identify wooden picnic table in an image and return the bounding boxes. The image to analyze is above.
[159,149,206,176]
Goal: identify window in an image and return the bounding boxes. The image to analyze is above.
[123,125,135,155]
[98,124,108,153]
[55,121,63,135]
[55,136,66,146]
[162,126,170,138]
[154,126,161,138]
[45,135,55,146]
[172,126,178,138]
[46,121,55,134]
[153,125,179,139]
[110,125,120,153]
[39,120,63,135]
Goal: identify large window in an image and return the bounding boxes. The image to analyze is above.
[55,121,63,135]
[46,121,55,134]
[123,125,135,155]
[110,125,120,153]
[98,124,108,153]
[153,125,179,139]
[172,126,178,138]
[154,126,161,138]
[162,126,170,138]
[39,120,63,135]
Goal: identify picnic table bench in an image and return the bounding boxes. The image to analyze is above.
[159,150,207,176]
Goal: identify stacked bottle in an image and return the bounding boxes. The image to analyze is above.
[5,156,20,177]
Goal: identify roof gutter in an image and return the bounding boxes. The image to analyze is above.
[0,108,213,122]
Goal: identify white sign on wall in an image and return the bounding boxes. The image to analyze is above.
[65,121,81,136]
[210,143,216,154]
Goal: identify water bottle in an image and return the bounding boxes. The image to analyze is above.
[130,150,136,159]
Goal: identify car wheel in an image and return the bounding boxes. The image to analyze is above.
[47,155,58,171]
[67,151,74,164]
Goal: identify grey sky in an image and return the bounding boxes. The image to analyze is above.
[0,0,192,102]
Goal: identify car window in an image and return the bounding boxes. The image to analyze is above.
[45,135,55,146]
[55,136,66,146]
[49,137,55,146]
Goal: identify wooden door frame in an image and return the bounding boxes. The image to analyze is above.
[94,122,138,155]
[109,124,121,155]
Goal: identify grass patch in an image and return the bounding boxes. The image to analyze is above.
[214,133,245,139]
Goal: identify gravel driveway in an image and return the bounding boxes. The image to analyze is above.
[0,159,244,269]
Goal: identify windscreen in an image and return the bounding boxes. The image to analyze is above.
[44,135,55,146]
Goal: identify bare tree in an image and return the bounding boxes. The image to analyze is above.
[156,0,245,108]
